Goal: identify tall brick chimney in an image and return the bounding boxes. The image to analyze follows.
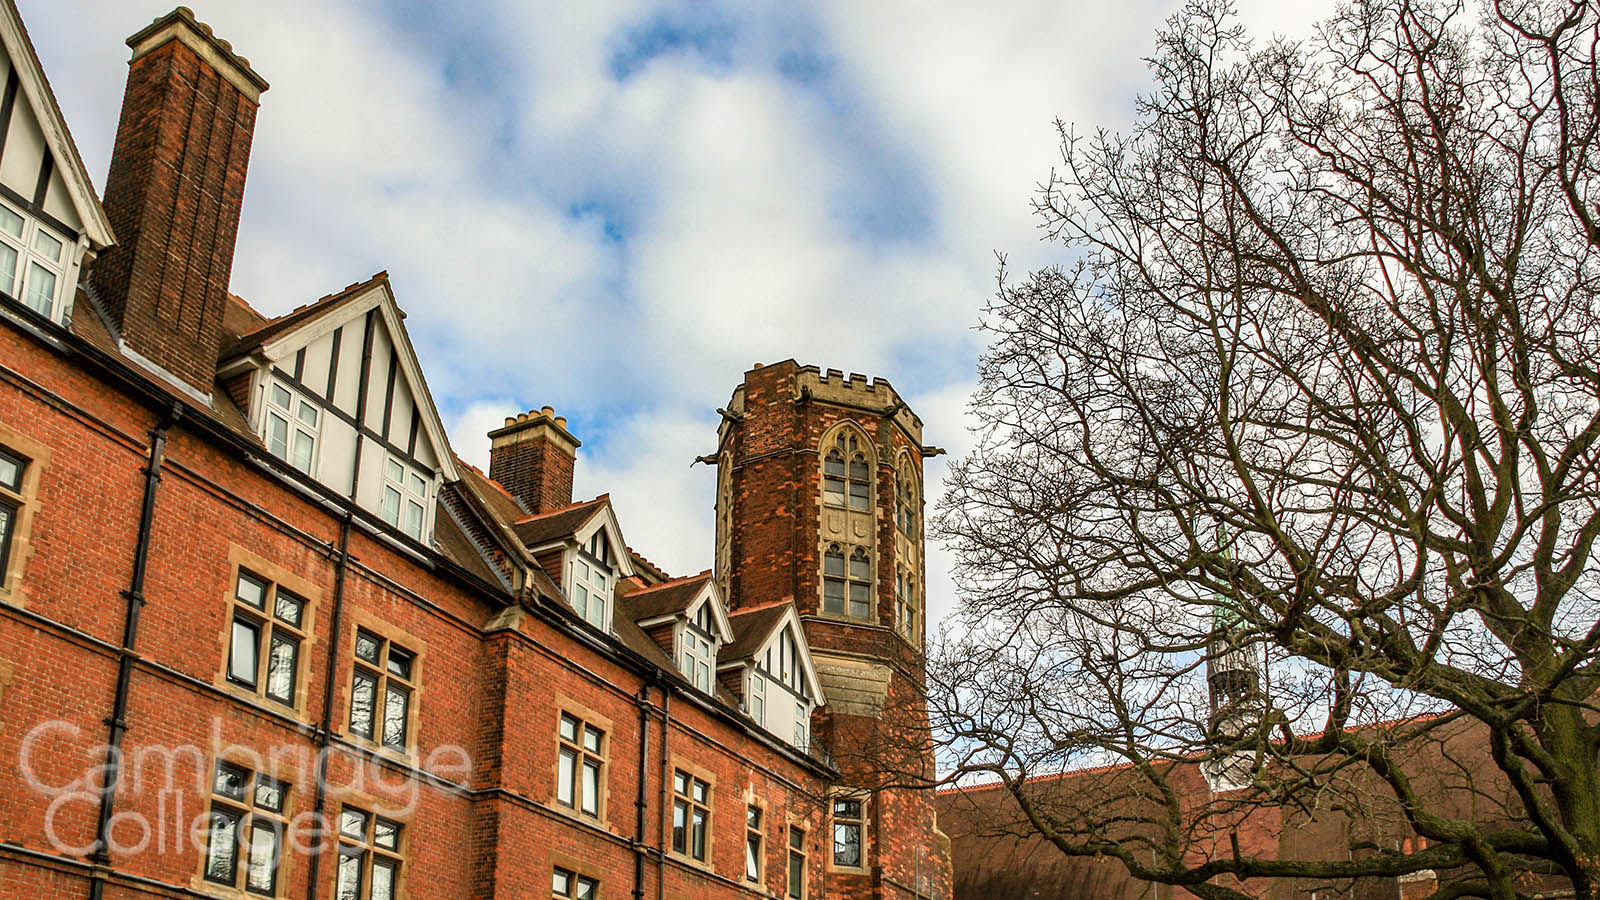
[488,407,581,514]
[93,8,268,397]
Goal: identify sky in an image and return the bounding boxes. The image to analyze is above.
[25,0,1332,631]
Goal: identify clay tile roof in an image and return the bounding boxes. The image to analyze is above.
[723,603,793,661]
[512,495,608,547]
[628,548,671,582]
[455,458,527,522]
[625,571,712,622]
[217,272,388,361]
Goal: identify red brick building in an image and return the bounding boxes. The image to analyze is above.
[0,4,952,899]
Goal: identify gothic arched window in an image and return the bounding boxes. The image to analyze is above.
[822,431,871,511]
[822,543,873,619]
[895,461,917,536]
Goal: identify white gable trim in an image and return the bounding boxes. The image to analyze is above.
[573,501,635,579]
[684,581,734,643]
[258,280,458,482]
[0,0,114,247]
[718,605,826,705]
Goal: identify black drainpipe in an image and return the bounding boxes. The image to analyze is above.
[303,509,353,900]
[88,401,182,900]
[656,688,672,900]
[632,679,653,900]
[306,308,375,900]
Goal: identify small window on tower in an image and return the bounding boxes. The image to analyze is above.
[822,432,871,511]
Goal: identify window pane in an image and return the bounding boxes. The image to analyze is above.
[848,481,870,510]
[848,458,869,482]
[557,747,575,806]
[559,713,578,742]
[22,262,55,316]
[672,800,687,853]
[387,647,413,680]
[335,849,363,900]
[834,822,861,867]
[823,551,844,577]
[848,554,869,581]
[822,475,845,503]
[374,817,400,850]
[691,807,707,859]
[383,684,410,747]
[254,777,284,813]
[789,852,804,898]
[296,401,318,427]
[385,459,403,482]
[33,227,63,262]
[692,780,707,804]
[0,241,15,296]
[822,579,844,615]
[747,834,761,880]
[0,449,20,491]
[790,827,804,851]
[274,591,304,627]
[204,809,240,884]
[290,428,314,472]
[214,763,248,801]
[349,669,376,738]
[404,500,423,538]
[355,632,382,664]
[583,726,602,754]
[408,472,425,495]
[748,806,761,829]
[553,869,571,894]
[245,821,279,894]
[0,205,21,237]
[271,384,292,408]
[267,413,288,459]
[381,486,401,525]
[849,582,870,618]
[823,453,844,477]
[371,857,396,900]
[266,633,298,703]
[229,618,260,686]
[674,771,688,794]
[233,572,266,609]
[339,809,367,838]
[581,760,600,816]
[576,876,597,900]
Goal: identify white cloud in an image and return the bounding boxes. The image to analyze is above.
[23,0,1340,623]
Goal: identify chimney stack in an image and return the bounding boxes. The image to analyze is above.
[93,7,268,396]
[488,407,580,515]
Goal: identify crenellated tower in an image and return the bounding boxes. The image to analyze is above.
[714,360,951,900]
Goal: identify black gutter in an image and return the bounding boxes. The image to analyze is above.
[633,678,655,900]
[304,510,353,900]
[87,400,182,900]
[656,689,671,900]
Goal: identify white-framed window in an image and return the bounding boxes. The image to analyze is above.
[557,711,606,819]
[681,626,714,692]
[571,529,612,630]
[380,457,429,540]
[263,380,319,474]
[794,700,809,751]
[0,202,70,322]
[748,671,767,726]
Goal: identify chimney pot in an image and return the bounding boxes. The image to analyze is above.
[487,406,581,515]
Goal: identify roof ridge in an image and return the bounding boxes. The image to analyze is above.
[511,494,607,525]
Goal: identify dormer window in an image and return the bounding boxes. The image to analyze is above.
[381,457,430,540]
[264,380,320,473]
[0,203,69,322]
[680,602,719,693]
[572,530,613,631]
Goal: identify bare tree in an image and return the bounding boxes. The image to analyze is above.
[933,1,1600,899]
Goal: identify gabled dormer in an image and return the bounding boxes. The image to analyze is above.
[216,274,459,543]
[624,571,733,694]
[0,0,115,327]
[512,496,634,633]
[721,603,826,751]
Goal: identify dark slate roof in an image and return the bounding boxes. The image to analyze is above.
[723,603,793,662]
[625,572,712,623]
[512,496,608,548]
